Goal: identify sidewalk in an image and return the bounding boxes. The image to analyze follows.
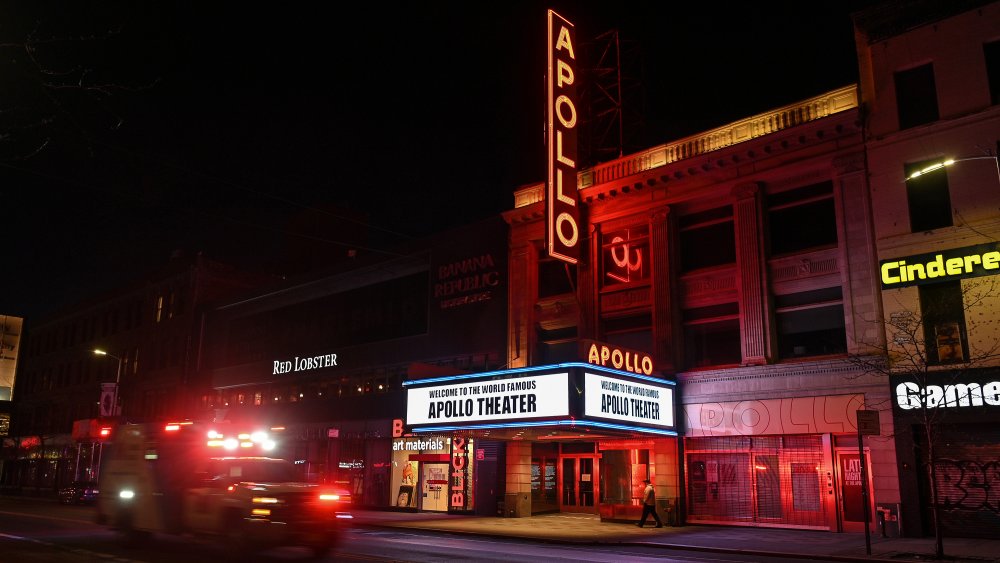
[350,509,1000,562]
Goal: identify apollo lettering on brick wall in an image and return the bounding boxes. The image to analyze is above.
[545,9,579,264]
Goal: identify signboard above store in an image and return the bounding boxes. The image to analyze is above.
[406,372,569,426]
[403,363,677,436]
[583,371,674,428]
[581,339,655,376]
[272,352,338,375]
[880,242,1000,289]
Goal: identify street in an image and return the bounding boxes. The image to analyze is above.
[0,495,833,562]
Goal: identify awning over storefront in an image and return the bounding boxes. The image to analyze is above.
[402,363,677,440]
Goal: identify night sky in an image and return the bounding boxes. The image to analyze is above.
[1,1,880,321]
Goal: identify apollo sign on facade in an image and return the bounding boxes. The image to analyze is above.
[546,9,580,264]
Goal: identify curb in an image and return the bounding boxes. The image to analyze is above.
[351,521,902,563]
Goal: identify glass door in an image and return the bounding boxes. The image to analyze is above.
[836,450,874,532]
[559,456,599,513]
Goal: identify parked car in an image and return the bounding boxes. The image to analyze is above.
[59,481,99,505]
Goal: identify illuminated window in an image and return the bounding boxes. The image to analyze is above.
[905,159,953,232]
[679,207,735,272]
[895,63,939,130]
[253,392,263,406]
[155,295,165,323]
[775,287,846,359]
[919,281,968,365]
[768,181,837,256]
[601,226,649,287]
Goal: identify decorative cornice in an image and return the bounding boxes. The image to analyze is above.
[512,85,859,209]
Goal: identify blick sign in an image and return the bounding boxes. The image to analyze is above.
[546,9,579,264]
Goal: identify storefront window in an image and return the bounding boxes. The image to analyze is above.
[390,436,471,512]
[599,447,650,506]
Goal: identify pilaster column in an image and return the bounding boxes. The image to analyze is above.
[732,182,770,364]
[650,206,676,372]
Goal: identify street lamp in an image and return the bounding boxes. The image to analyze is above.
[904,155,1000,181]
[93,349,123,418]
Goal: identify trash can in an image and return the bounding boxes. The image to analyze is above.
[503,493,517,517]
[876,503,900,537]
[503,492,529,517]
[657,497,678,526]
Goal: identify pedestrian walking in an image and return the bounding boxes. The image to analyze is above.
[637,478,663,528]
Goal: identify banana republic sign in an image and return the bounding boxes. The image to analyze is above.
[546,9,579,264]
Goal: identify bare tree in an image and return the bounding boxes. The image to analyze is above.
[850,276,1000,559]
[0,3,157,162]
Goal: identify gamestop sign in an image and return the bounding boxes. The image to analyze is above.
[407,373,569,425]
[584,372,675,428]
[894,378,1000,410]
[546,9,579,264]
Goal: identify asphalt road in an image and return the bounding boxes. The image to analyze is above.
[0,495,831,562]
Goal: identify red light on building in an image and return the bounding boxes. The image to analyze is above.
[99,427,112,439]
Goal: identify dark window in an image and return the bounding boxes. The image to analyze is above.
[539,258,576,298]
[537,326,578,364]
[775,287,846,359]
[682,303,741,368]
[985,40,1000,106]
[679,206,735,272]
[919,281,968,365]
[895,63,939,129]
[601,313,652,353]
[767,181,837,256]
[601,226,649,287]
[905,159,953,232]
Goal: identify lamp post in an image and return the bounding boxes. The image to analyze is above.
[904,155,1000,181]
[92,349,123,482]
[93,349,123,418]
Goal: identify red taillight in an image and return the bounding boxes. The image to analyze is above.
[319,493,340,501]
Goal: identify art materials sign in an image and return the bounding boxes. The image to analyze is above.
[546,9,579,264]
[406,372,569,425]
[879,242,1000,289]
[583,372,675,428]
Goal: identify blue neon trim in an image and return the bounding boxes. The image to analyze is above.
[408,419,678,437]
[402,362,676,387]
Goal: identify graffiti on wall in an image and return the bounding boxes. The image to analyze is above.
[934,459,1000,513]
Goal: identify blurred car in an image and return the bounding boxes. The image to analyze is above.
[59,481,99,505]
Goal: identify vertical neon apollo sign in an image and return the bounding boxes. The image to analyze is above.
[546,9,580,264]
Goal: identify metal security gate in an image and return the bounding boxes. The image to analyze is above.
[685,435,832,529]
[915,423,1000,538]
